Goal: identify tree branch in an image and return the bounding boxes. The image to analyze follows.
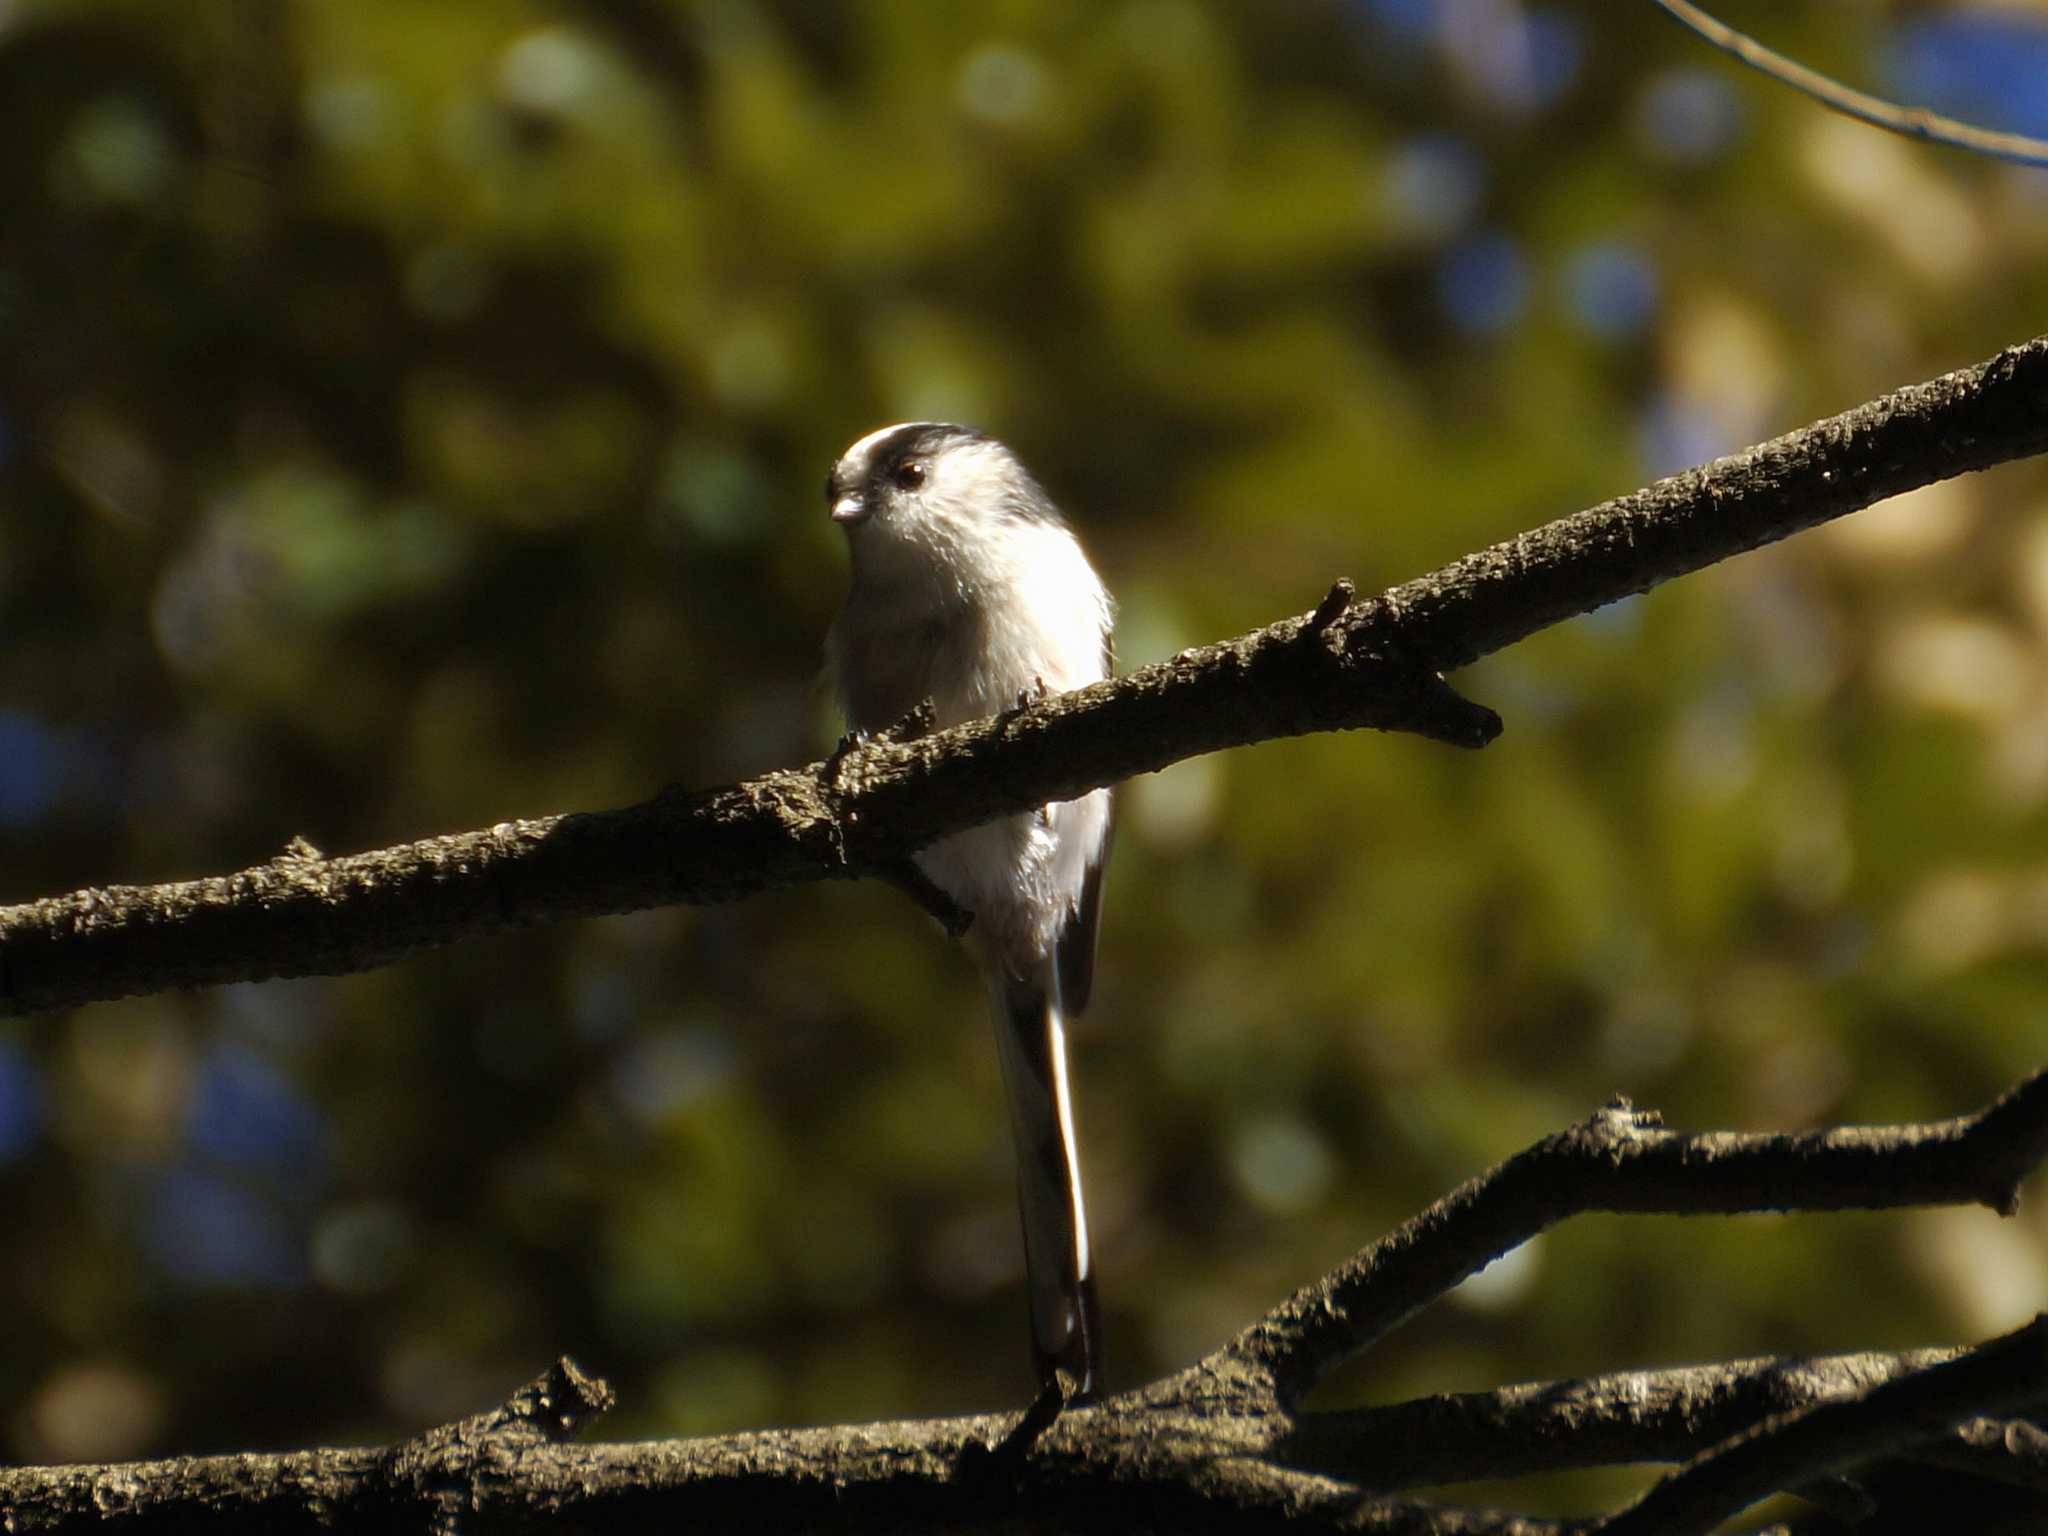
[1280,1347,1965,1490]
[4,335,2048,1018]
[1653,0,2048,170]
[1925,1414,2048,1492]
[5,1083,2046,1533]
[1596,1317,2048,1536]
[1209,1069,2048,1408]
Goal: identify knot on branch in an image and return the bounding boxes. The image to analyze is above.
[496,1356,616,1444]
[391,1357,611,1464]
[1290,585,1504,751]
[1560,1096,1668,1170]
[1401,671,1504,750]
[1306,578,1356,639]
[1592,1095,1665,1136]
[373,1359,615,1532]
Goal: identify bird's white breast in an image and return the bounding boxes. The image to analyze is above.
[828,497,1112,972]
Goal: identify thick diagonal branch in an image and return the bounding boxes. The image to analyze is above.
[4,336,2048,1017]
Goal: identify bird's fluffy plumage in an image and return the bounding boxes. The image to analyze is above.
[825,422,1113,1395]
[825,423,1113,976]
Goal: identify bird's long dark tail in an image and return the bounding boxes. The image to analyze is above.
[989,970,1102,1399]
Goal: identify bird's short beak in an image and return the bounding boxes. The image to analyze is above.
[830,496,867,525]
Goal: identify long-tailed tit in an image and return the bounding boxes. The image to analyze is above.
[824,422,1114,1399]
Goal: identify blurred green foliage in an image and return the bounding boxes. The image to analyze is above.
[3,0,2048,1510]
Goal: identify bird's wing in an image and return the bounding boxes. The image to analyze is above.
[1054,803,1110,1017]
[1052,623,1114,1016]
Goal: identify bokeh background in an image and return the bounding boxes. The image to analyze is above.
[4,0,2048,1513]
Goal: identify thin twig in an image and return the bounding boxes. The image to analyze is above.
[1653,0,2048,169]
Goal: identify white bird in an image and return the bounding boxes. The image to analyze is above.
[824,422,1114,1399]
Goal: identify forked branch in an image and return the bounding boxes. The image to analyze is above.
[4,1076,2046,1534]
[1210,1069,2048,1408]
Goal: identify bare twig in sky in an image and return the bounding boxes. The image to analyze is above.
[1654,0,2048,169]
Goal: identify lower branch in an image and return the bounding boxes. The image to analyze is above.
[1281,1347,1965,1490]
[1215,1069,2048,1408]
[5,1078,2045,1534]
[1596,1317,2048,1536]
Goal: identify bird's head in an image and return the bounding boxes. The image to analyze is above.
[825,423,1064,549]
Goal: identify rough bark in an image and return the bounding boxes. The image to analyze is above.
[6,1075,2048,1534]
[5,335,2048,1018]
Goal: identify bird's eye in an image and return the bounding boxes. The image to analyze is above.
[892,459,927,491]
